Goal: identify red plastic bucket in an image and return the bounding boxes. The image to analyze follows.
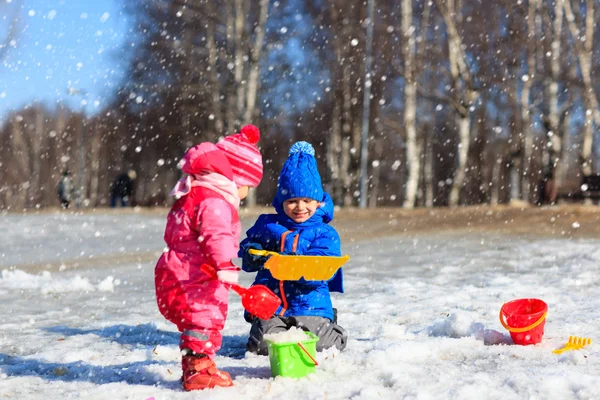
[499,298,548,345]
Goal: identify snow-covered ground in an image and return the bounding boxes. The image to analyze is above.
[0,210,598,399]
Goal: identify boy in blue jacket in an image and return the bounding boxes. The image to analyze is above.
[239,141,348,355]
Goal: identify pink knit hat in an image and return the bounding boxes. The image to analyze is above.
[216,124,263,188]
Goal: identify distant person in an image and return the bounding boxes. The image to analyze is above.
[154,125,263,391]
[57,170,74,209]
[239,141,348,355]
[537,167,557,206]
[110,170,137,207]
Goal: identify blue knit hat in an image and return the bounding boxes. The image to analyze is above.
[275,141,324,204]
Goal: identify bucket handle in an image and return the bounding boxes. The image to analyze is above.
[297,342,319,366]
[499,305,547,333]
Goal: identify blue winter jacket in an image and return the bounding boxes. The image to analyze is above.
[239,192,343,322]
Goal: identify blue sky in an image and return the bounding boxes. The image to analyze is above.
[0,0,130,122]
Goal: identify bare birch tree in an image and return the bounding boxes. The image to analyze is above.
[324,0,365,206]
[563,0,599,175]
[9,115,30,209]
[542,0,566,195]
[243,0,269,123]
[520,0,538,202]
[434,0,479,206]
[88,120,102,206]
[402,0,419,208]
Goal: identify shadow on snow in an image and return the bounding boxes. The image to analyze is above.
[0,323,263,387]
[44,323,180,347]
[0,352,176,388]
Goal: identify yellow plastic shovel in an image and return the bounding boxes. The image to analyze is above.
[248,249,350,281]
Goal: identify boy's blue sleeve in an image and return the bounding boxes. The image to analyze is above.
[239,215,272,272]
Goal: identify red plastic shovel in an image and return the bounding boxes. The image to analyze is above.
[200,264,280,320]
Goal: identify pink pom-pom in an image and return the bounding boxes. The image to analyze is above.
[240,124,260,144]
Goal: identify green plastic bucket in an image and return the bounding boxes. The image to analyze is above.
[265,331,319,378]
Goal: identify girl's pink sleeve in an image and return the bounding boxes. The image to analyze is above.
[196,197,239,269]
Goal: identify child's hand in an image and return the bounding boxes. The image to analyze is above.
[215,261,241,284]
[217,269,239,284]
[241,242,269,269]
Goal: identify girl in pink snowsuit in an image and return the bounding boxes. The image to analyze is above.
[154,125,263,391]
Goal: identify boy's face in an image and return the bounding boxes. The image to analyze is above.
[283,197,320,223]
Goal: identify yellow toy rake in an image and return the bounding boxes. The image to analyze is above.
[553,336,592,355]
[248,249,349,281]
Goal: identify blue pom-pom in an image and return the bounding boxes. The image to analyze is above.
[289,141,315,156]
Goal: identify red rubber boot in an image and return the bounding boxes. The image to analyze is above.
[181,355,233,391]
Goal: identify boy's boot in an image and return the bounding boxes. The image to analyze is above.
[181,353,233,391]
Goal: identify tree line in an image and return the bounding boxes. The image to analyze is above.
[0,0,598,210]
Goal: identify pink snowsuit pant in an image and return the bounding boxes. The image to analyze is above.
[155,250,230,358]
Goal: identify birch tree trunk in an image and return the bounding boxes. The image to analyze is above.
[402,0,419,208]
[206,2,224,136]
[327,100,343,204]
[341,136,353,207]
[10,118,30,209]
[234,0,247,125]
[325,2,351,206]
[422,123,434,207]
[435,0,478,206]
[507,81,523,201]
[243,0,269,123]
[331,4,355,206]
[368,137,383,208]
[245,0,269,207]
[30,109,44,207]
[205,0,269,206]
[581,0,596,175]
[563,0,599,175]
[547,0,564,187]
[89,123,102,207]
[562,58,578,191]
[450,117,471,205]
[77,116,88,207]
[226,1,237,132]
[344,79,357,207]
[521,0,537,203]
[46,108,63,206]
[498,145,512,204]
[415,1,432,207]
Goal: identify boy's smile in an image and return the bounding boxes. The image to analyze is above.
[283,197,320,223]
